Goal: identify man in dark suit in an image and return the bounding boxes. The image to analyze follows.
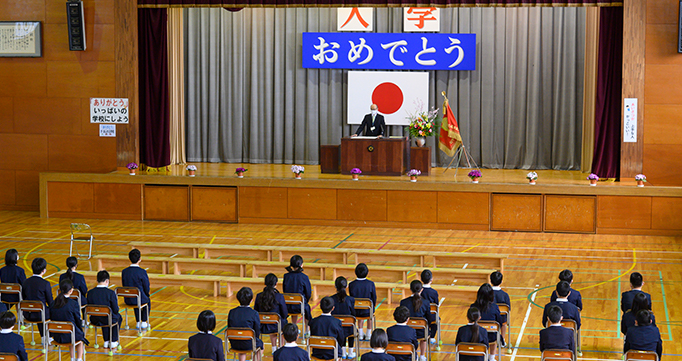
[22,257,52,337]
[542,282,581,331]
[622,272,651,313]
[539,305,575,356]
[352,104,385,137]
[624,310,662,360]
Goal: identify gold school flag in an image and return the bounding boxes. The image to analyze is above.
[438,93,462,157]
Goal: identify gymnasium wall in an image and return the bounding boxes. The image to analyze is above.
[0,0,118,211]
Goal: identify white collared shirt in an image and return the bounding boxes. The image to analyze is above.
[492,286,502,291]
[356,278,366,281]
[556,297,569,302]
[129,264,140,268]
[371,349,385,354]
[32,274,43,279]
[550,324,563,327]
[200,331,213,334]
[284,342,298,348]
[0,329,12,334]
[321,313,332,316]
[396,322,408,326]
[96,284,108,288]
[423,284,432,289]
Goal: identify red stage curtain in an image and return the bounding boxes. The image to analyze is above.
[137,0,622,7]
[591,6,622,179]
[139,8,171,168]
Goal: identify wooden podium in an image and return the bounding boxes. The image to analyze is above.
[340,137,409,176]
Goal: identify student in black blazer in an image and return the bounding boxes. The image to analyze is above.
[470,283,503,358]
[399,280,433,361]
[0,303,5,314]
[349,263,376,341]
[86,270,122,348]
[622,293,656,336]
[228,287,263,361]
[490,271,510,347]
[420,270,439,344]
[550,270,583,311]
[352,104,385,138]
[188,310,225,361]
[332,276,356,359]
[624,310,662,360]
[386,306,418,361]
[273,323,309,361]
[254,273,288,353]
[121,249,151,328]
[360,329,395,361]
[622,272,652,313]
[283,255,312,328]
[50,279,89,361]
[22,257,52,337]
[309,296,345,360]
[455,307,489,361]
[542,282,581,331]
[539,305,576,356]
[0,311,28,361]
[59,257,88,308]
[0,249,26,308]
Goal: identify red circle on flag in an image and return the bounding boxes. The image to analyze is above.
[372,82,403,115]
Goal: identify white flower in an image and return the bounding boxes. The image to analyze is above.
[186,165,197,171]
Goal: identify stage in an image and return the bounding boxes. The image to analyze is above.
[40,163,682,235]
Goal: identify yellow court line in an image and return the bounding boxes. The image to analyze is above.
[23,234,70,283]
[209,235,217,244]
[575,249,637,292]
[1,228,28,238]
[460,244,480,253]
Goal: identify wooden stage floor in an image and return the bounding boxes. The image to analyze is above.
[1,211,680,361]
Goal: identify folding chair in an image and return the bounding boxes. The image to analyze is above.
[497,303,511,354]
[70,223,94,260]
[0,283,22,327]
[478,320,501,361]
[85,305,121,355]
[115,287,150,335]
[45,321,85,361]
[387,342,416,361]
[429,303,442,350]
[283,293,307,340]
[307,336,338,361]
[225,327,262,361]
[68,289,87,328]
[354,298,375,341]
[455,342,488,361]
[259,312,283,350]
[0,353,18,361]
[334,315,358,361]
[541,349,574,361]
[557,319,580,357]
[19,300,48,352]
[625,350,659,361]
[407,317,429,361]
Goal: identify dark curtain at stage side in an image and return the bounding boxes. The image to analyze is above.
[591,6,622,179]
[139,8,171,168]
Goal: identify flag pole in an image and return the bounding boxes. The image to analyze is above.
[441,92,479,176]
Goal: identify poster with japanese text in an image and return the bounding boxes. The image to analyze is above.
[403,7,440,32]
[623,98,637,143]
[90,98,129,124]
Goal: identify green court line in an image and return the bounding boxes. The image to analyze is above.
[617,270,622,336]
[331,233,354,249]
[659,270,673,342]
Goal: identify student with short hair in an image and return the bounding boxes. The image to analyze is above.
[399,280,433,361]
[121,249,151,329]
[49,279,89,361]
[349,263,376,341]
[621,272,652,313]
[455,307,489,361]
[386,306,418,361]
[490,271,510,348]
[331,276,356,359]
[86,270,122,349]
[0,249,26,309]
[228,287,263,361]
[0,311,28,361]
[419,270,439,345]
[621,293,656,336]
[59,256,88,309]
[550,270,582,310]
[22,257,52,338]
[360,329,395,361]
[471,284,503,361]
[283,255,312,331]
[274,323,309,361]
[188,310,225,361]
[309,296,345,361]
[542,281,581,331]
[539,306,575,356]
[254,273,288,353]
[624,310,662,360]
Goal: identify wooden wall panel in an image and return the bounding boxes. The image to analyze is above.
[144,185,189,221]
[13,98,81,135]
[644,105,682,144]
[47,62,116,99]
[651,197,682,230]
[238,187,288,219]
[643,145,682,186]
[93,183,142,216]
[597,196,652,229]
[0,134,48,171]
[437,192,489,225]
[43,24,80,62]
[491,194,542,231]
[647,0,678,24]
[0,0,46,21]
[48,135,117,173]
[191,186,237,222]
[0,63,47,98]
[0,172,16,206]
[337,189,387,222]
[15,171,39,207]
[644,65,682,104]
[544,195,596,233]
[0,98,13,133]
[387,190,437,223]
[47,182,94,213]
[645,25,682,66]
[288,188,337,220]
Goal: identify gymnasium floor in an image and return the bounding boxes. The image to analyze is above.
[1,211,680,361]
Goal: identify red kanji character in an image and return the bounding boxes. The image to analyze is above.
[340,8,369,29]
[406,7,437,30]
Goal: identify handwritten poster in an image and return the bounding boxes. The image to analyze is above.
[0,22,41,57]
[90,98,129,124]
[624,98,637,143]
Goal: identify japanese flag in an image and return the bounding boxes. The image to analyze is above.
[347,71,429,125]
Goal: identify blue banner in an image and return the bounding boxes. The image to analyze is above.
[302,32,476,71]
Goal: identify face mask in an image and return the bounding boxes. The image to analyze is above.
[371,110,378,116]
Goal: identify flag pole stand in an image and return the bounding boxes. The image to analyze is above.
[440,91,480,177]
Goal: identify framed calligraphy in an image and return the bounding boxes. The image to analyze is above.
[0,21,42,57]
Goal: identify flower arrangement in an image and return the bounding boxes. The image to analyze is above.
[291,165,305,178]
[126,162,138,170]
[350,168,362,174]
[468,170,482,180]
[635,174,646,187]
[186,165,197,171]
[527,172,538,181]
[235,167,248,175]
[406,100,439,139]
[587,173,599,181]
[407,169,422,177]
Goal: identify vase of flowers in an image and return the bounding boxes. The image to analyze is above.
[635,174,646,187]
[127,162,138,175]
[350,168,362,180]
[291,165,305,179]
[235,167,248,178]
[587,173,599,186]
[407,169,421,182]
[468,169,482,183]
[527,171,538,185]
[186,164,197,176]
[406,100,438,147]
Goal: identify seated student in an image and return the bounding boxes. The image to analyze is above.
[622,272,652,313]
[349,263,377,341]
[539,305,575,356]
[550,270,583,310]
[86,270,122,349]
[228,287,263,361]
[542,282,581,331]
[490,271,510,347]
[470,284,503,361]
[254,273,288,353]
[360,329,395,361]
[331,276,356,359]
[59,256,88,311]
[273,323,309,361]
[455,307,489,361]
[50,279,89,361]
[189,310,225,361]
[624,310,662,360]
[22,257,52,338]
[283,255,312,331]
[399,280,434,361]
[622,293,656,336]
[122,249,151,329]
[420,270,439,345]
[0,311,28,361]
[386,306,418,361]
[0,303,5,314]
[309,296,345,361]
[0,249,26,309]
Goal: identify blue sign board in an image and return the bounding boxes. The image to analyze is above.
[302,32,476,71]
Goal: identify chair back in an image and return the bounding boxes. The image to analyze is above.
[334,315,357,328]
[47,321,76,334]
[497,303,510,316]
[0,283,21,296]
[282,293,304,306]
[559,319,577,332]
[625,350,659,361]
[307,336,338,360]
[70,223,92,240]
[354,298,373,313]
[115,287,141,299]
[85,305,112,318]
[541,349,574,361]
[0,353,18,361]
[478,320,500,334]
[226,327,256,341]
[407,317,428,339]
[259,312,281,325]
[19,300,45,313]
[387,342,416,361]
[456,342,488,358]
[430,303,439,324]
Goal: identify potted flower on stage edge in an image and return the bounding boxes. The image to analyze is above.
[468,169,482,183]
[587,173,599,186]
[350,168,362,180]
[527,171,538,185]
[291,165,305,179]
[407,169,421,182]
[186,164,197,176]
[127,162,138,175]
[235,167,248,178]
[635,174,647,187]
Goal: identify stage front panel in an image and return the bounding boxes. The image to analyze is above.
[597,195,652,229]
[491,194,543,232]
[544,195,596,233]
[144,185,189,221]
[191,186,237,222]
[437,192,489,225]
[337,189,387,222]
[387,190,437,223]
[47,182,94,214]
[288,188,337,220]
[93,183,142,216]
[238,187,288,219]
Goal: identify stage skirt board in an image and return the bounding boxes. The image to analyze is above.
[40,163,682,235]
